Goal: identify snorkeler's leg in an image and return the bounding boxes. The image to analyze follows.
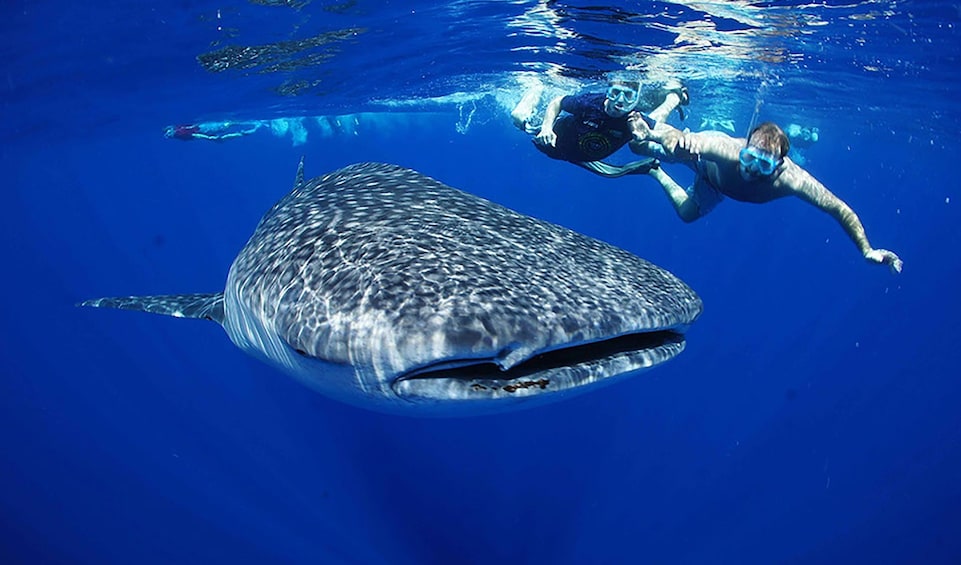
[648,92,681,123]
[648,79,690,123]
[511,80,545,131]
[648,168,701,222]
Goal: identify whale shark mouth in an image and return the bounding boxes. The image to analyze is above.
[391,329,686,403]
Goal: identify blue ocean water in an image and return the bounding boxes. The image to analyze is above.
[3,1,961,563]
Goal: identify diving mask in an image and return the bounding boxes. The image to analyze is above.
[606,85,639,107]
[739,146,781,177]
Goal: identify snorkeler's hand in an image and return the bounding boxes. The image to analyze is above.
[535,126,557,147]
[865,248,903,274]
[677,132,702,155]
[628,113,652,141]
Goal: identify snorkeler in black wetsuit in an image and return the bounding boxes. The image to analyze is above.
[511,75,689,178]
[529,78,660,178]
[535,91,655,164]
[163,121,262,142]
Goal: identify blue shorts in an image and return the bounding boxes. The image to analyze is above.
[689,175,724,215]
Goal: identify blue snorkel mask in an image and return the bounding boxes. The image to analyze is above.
[739,146,782,177]
[606,84,639,112]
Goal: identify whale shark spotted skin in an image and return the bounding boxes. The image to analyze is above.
[81,161,702,414]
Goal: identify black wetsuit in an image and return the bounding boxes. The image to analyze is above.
[534,93,655,163]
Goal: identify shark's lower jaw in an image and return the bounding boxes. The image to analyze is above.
[391,330,686,403]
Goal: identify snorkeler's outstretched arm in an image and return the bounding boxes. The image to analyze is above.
[628,117,691,162]
[629,115,682,155]
[782,164,903,274]
[534,96,565,147]
[629,116,740,163]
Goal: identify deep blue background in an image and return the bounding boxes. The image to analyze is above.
[3,1,961,563]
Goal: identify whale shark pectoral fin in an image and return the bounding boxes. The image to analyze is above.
[78,292,226,325]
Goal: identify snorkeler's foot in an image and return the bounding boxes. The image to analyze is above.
[659,79,690,121]
[662,79,690,106]
[636,159,660,175]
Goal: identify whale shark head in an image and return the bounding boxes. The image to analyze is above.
[82,161,702,415]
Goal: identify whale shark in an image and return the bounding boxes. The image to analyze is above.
[81,161,702,414]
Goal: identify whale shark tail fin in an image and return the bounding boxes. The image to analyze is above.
[78,292,225,325]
